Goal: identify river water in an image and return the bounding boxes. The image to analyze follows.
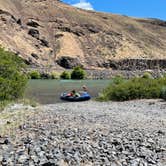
[25,80,111,104]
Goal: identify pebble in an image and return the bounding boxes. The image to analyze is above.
[0,100,165,165]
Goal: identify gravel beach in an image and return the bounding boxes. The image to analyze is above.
[0,100,166,166]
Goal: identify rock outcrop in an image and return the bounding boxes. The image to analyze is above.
[0,0,166,69]
[100,59,166,70]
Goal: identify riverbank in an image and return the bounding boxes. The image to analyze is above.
[86,69,166,79]
[0,100,166,165]
[28,67,166,79]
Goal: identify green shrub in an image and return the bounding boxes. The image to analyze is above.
[40,73,52,79]
[112,75,125,85]
[40,72,59,79]
[71,66,86,80]
[0,47,27,101]
[50,72,59,79]
[98,77,166,101]
[29,71,41,79]
[161,87,166,100]
[29,71,60,80]
[60,71,71,79]
[142,72,153,79]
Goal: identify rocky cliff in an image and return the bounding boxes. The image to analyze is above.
[0,0,166,69]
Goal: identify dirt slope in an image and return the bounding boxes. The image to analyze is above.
[0,0,166,69]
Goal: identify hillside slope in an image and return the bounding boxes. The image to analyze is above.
[0,0,166,69]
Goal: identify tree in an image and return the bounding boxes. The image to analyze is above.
[71,66,86,80]
[60,71,71,79]
[0,48,27,100]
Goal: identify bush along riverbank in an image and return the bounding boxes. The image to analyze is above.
[28,66,87,80]
[98,74,166,101]
[0,48,27,109]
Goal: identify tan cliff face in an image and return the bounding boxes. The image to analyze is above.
[0,0,166,69]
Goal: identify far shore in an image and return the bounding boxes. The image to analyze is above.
[28,67,166,79]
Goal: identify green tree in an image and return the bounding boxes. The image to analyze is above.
[0,48,27,101]
[71,66,86,80]
[60,71,71,79]
[29,71,41,79]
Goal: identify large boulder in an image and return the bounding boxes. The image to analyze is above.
[56,56,82,69]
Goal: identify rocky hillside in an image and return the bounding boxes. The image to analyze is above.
[0,0,166,69]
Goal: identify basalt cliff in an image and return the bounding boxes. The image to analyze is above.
[0,0,166,70]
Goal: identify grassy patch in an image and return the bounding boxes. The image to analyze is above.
[0,100,11,111]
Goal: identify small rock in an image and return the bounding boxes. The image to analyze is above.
[1,157,7,166]
[40,38,49,47]
[28,29,39,39]
[6,121,11,124]
[31,53,39,60]
[18,154,29,164]
[4,138,10,145]
[42,162,56,166]
[31,155,39,163]
[27,20,39,28]
[157,130,165,135]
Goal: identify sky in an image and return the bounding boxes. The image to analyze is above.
[63,0,166,21]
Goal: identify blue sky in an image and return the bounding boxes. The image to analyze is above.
[63,0,166,20]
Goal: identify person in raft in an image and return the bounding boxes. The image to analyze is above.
[79,85,88,94]
[82,85,88,92]
[67,90,80,97]
[67,86,88,97]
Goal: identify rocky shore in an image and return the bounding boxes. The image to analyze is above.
[0,100,166,165]
[86,69,166,79]
[28,67,166,80]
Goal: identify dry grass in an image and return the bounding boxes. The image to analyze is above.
[0,100,40,137]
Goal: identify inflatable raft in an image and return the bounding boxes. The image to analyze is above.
[60,92,91,102]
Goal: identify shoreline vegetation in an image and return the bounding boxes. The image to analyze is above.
[27,68,166,80]
[0,48,27,109]
[0,47,166,104]
[0,46,166,109]
[98,74,166,101]
[28,66,86,80]
[27,69,166,102]
[1,48,166,122]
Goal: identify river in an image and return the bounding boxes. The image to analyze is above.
[25,80,111,104]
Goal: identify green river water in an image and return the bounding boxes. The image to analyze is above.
[25,80,111,104]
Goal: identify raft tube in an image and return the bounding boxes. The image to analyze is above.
[60,92,91,102]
